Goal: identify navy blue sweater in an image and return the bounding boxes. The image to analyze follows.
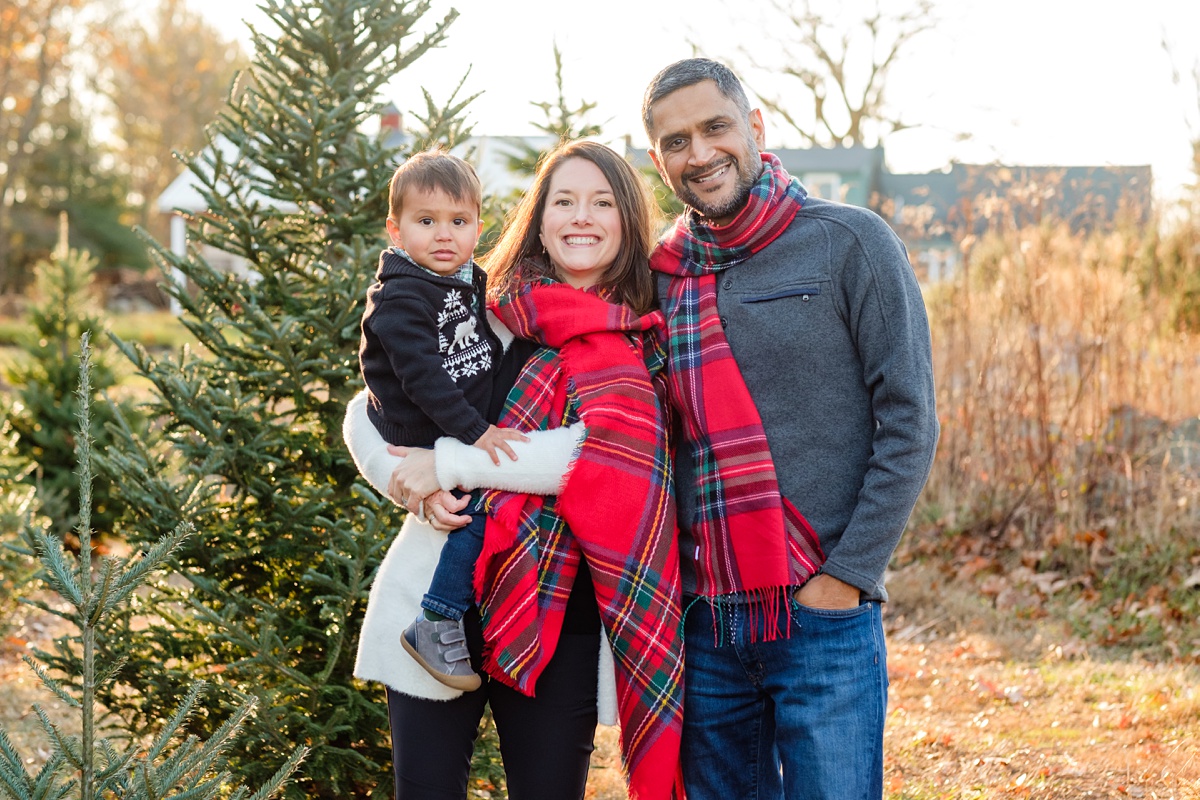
[359,249,500,447]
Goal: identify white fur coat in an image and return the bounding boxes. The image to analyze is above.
[343,382,617,723]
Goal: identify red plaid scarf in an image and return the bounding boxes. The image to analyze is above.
[650,153,825,622]
[477,280,684,800]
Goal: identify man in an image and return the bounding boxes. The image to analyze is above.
[643,58,939,799]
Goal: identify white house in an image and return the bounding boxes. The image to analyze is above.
[154,103,554,312]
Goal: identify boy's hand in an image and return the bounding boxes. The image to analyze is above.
[473,424,530,466]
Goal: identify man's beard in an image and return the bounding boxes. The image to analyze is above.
[676,146,762,222]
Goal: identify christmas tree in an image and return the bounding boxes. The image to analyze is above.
[5,237,137,540]
[97,1,476,796]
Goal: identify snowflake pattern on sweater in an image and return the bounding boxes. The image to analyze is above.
[437,289,493,380]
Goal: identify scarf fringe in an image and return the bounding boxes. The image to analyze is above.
[479,635,531,693]
[700,586,800,648]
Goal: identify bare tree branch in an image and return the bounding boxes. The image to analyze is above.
[734,0,936,148]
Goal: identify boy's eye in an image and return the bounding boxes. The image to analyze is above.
[453,218,468,226]
[418,217,434,225]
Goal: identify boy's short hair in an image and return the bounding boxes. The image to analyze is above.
[388,149,482,220]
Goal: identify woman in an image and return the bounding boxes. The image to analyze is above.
[344,140,683,800]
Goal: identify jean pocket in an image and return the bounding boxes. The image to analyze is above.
[788,596,871,629]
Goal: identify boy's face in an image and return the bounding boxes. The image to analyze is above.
[386,187,482,275]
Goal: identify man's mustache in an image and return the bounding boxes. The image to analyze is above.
[682,157,736,184]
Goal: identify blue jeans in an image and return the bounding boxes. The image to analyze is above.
[680,595,888,800]
[421,494,485,620]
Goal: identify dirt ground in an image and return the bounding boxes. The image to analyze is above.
[585,563,1200,800]
[4,566,1199,800]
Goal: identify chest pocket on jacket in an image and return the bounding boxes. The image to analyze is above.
[742,285,822,304]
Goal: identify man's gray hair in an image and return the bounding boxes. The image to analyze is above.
[641,58,752,137]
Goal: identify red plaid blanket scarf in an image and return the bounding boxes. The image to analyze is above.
[477,280,684,800]
[649,153,825,626]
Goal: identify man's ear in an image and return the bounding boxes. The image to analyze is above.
[385,217,403,248]
[648,148,667,183]
[749,109,766,150]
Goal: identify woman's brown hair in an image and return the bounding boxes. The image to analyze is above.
[484,140,659,314]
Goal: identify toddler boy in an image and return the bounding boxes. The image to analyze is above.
[359,149,523,691]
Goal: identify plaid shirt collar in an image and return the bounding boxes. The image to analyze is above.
[390,246,474,284]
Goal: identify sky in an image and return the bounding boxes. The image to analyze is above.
[199,0,1200,202]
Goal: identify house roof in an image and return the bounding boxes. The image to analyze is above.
[885,162,1155,232]
[155,134,300,214]
[155,131,554,215]
[774,145,883,175]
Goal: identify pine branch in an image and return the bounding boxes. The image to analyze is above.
[19,656,81,709]
[31,706,82,770]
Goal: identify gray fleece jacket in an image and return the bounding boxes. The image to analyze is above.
[660,194,939,602]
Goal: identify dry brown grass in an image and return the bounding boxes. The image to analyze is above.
[582,565,1200,800]
[906,219,1200,661]
[920,223,1200,542]
[5,565,1198,800]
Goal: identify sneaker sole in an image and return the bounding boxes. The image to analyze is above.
[401,630,483,692]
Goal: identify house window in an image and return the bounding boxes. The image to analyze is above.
[803,172,842,201]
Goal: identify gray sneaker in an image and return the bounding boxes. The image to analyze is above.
[400,614,482,691]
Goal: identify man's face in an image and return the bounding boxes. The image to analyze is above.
[647,80,766,225]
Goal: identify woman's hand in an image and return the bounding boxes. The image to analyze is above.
[386,446,441,507]
[385,446,474,531]
[423,491,473,532]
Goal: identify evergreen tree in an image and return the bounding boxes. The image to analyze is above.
[503,44,605,179]
[0,336,306,800]
[99,1,477,796]
[0,403,39,639]
[5,243,138,539]
[25,94,150,274]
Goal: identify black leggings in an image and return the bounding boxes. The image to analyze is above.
[386,622,599,800]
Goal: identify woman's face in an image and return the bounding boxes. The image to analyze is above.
[539,158,623,289]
